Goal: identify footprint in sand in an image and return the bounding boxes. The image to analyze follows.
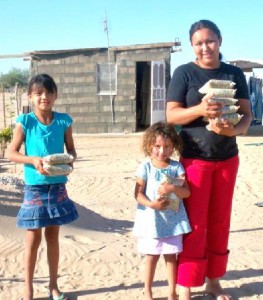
[64,234,98,244]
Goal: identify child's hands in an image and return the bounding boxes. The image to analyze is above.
[68,162,74,168]
[32,157,49,175]
[150,196,169,210]
[158,183,173,197]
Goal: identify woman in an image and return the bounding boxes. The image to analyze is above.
[166,20,252,300]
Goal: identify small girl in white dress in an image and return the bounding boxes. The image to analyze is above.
[133,122,191,300]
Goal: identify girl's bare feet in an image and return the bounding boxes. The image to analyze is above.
[23,286,33,300]
[144,293,153,300]
[144,289,153,300]
[206,278,232,300]
[177,285,191,300]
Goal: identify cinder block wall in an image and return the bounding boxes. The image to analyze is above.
[30,47,171,133]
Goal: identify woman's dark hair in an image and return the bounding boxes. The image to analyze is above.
[28,73,57,96]
[189,19,222,60]
[142,121,183,157]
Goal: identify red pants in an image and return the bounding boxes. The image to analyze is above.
[177,155,239,287]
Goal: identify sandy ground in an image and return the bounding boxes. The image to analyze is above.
[0,129,263,300]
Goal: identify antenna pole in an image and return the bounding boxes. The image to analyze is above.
[104,11,114,124]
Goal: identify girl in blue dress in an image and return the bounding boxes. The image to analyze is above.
[8,74,78,300]
[133,122,191,300]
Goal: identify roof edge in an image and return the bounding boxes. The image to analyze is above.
[25,42,180,56]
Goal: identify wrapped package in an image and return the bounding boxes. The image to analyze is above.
[160,173,185,211]
[43,153,74,165]
[215,113,243,126]
[43,153,74,176]
[199,88,236,98]
[208,98,238,106]
[199,79,235,89]
[199,79,241,128]
[221,105,239,114]
[43,163,73,176]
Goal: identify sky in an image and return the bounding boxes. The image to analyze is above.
[0,0,262,75]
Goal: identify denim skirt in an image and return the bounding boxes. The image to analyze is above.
[17,184,79,229]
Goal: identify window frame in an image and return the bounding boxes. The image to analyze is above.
[96,62,117,95]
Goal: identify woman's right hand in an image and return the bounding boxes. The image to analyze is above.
[200,93,222,119]
[150,196,169,210]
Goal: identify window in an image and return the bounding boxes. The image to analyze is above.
[97,63,117,95]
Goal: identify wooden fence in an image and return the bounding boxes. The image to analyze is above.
[0,85,28,130]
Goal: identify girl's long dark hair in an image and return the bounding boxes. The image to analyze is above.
[28,73,57,96]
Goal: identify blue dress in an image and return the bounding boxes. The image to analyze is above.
[133,159,191,239]
[16,112,79,229]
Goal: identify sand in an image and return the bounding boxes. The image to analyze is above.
[0,130,263,299]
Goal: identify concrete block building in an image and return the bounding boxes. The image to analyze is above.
[26,41,180,133]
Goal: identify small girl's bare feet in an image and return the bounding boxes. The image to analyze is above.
[206,279,232,300]
[168,291,177,300]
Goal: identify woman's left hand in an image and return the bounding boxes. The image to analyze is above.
[208,119,236,136]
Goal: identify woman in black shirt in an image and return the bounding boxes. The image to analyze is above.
[166,19,252,300]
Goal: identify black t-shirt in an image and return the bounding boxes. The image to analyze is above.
[166,62,250,160]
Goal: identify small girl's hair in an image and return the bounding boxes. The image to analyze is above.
[27,73,57,96]
[142,122,183,157]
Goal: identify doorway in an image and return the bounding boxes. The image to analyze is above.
[135,62,151,131]
[135,61,166,131]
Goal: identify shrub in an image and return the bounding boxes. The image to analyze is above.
[0,127,12,143]
[0,127,12,157]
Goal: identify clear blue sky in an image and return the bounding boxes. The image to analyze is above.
[0,0,262,74]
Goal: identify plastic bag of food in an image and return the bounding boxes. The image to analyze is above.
[199,79,235,90]
[199,88,236,98]
[43,153,74,165]
[221,105,239,114]
[208,98,238,106]
[160,173,185,211]
[215,113,243,126]
[43,163,73,176]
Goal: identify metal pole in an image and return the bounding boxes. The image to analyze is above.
[104,11,114,123]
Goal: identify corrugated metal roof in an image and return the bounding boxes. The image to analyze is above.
[0,42,180,60]
[24,42,179,57]
[25,47,107,56]
[228,60,263,69]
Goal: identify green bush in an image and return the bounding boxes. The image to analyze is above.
[0,127,12,143]
[0,68,29,88]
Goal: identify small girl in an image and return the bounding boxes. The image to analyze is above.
[8,74,78,300]
[133,122,191,300]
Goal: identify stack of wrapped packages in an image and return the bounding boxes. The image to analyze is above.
[199,79,242,130]
[43,153,74,176]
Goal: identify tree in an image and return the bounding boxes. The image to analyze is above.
[0,67,29,88]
